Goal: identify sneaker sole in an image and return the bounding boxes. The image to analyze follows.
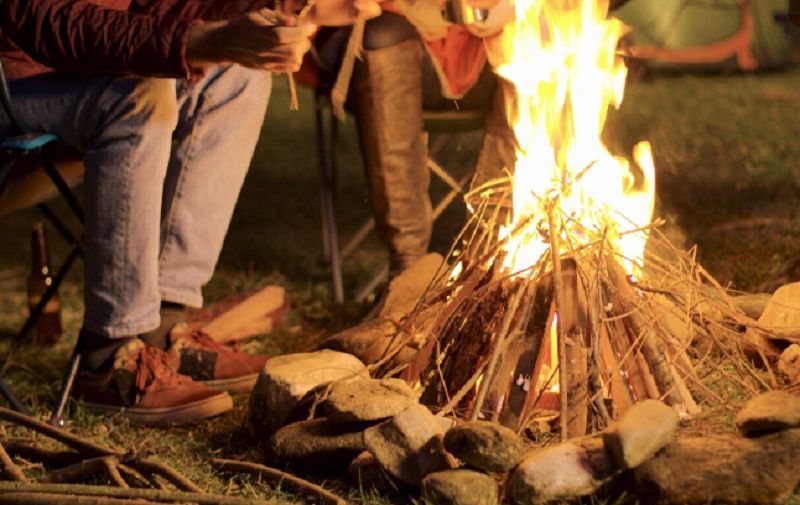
[200,373,259,394]
[82,392,233,426]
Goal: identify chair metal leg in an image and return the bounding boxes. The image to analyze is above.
[315,94,344,303]
[16,246,80,340]
[49,350,81,427]
[38,203,83,256]
[38,151,84,223]
[0,377,30,415]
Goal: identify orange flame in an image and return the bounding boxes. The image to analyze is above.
[494,0,655,277]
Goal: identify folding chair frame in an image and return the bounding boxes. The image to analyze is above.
[0,55,84,425]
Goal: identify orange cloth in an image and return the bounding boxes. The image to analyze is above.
[383,1,487,98]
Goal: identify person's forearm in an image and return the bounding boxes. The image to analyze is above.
[130,0,274,22]
[1,0,197,78]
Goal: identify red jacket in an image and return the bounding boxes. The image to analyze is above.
[0,0,272,80]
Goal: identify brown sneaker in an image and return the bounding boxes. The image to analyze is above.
[168,331,269,393]
[73,339,233,425]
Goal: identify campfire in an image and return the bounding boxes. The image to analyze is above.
[365,0,771,440]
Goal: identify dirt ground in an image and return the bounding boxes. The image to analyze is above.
[0,43,799,504]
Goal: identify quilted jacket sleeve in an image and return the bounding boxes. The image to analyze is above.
[131,0,275,21]
[0,0,197,78]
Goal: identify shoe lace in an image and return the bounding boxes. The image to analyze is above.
[136,346,186,392]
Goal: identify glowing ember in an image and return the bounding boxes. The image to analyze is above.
[493,0,655,278]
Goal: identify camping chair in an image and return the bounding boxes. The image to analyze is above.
[315,92,485,302]
[0,57,85,425]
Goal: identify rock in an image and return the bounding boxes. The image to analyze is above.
[246,350,367,435]
[320,318,417,366]
[443,421,527,473]
[744,283,800,361]
[756,283,800,338]
[421,469,499,505]
[363,404,458,486]
[265,418,366,471]
[731,293,772,320]
[380,253,444,322]
[778,344,800,383]
[602,399,678,469]
[348,451,396,491]
[635,429,800,505]
[735,390,800,436]
[323,378,419,424]
[507,438,616,505]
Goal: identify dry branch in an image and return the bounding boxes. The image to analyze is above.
[2,442,82,468]
[0,408,121,458]
[0,442,25,482]
[0,492,160,504]
[605,258,692,414]
[128,459,204,494]
[46,456,118,485]
[211,458,346,505]
[0,481,269,505]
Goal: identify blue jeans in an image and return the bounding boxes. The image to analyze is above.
[2,66,271,337]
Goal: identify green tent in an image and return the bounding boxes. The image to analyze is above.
[613,0,793,70]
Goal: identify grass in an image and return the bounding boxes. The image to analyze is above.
[1,44,800,503]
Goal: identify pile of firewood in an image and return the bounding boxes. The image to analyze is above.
[367,178,773,440]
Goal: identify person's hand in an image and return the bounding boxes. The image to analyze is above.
[187,9,316,72]
[466,0,513,38]
[302,0,382,26]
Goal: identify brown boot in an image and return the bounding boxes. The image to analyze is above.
[168,331,269,394]
[73,339,233,426]
[353,39,433,277]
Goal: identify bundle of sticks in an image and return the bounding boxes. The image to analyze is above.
[369,178,772,440]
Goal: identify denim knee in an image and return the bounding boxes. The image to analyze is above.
[95,76,180,146]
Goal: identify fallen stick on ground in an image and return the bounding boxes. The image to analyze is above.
[0,481,272,505]
[0,407,121,458]
[0,491,162,505]
[128,459,205,494]
[0,442,25,482]
[211,458,347,505]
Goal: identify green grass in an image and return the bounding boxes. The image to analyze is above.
[1,50,800,502]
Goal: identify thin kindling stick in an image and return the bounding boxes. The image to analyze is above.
[546,204,569,442]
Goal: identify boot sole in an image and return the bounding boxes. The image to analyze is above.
[82,392,233,426]
[200,373,259,394]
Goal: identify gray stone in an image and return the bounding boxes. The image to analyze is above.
[422,469,499,505]
[323,378,419,424]
[635,429,800,505]
[731,293,772,320]
[735,390,800,436]
[246,350,367,435]
[380,253,444,322]
[363,404,458,486]
[507,438,616,505]
[744,283,800,360]
[778,344,800,383]
[443,421,527,473]
[755,283,800,339]
[265,418,365,470]
[602,399,678,469]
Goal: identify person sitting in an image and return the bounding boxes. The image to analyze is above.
[306,0,516,278]
[0,0,379,425]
